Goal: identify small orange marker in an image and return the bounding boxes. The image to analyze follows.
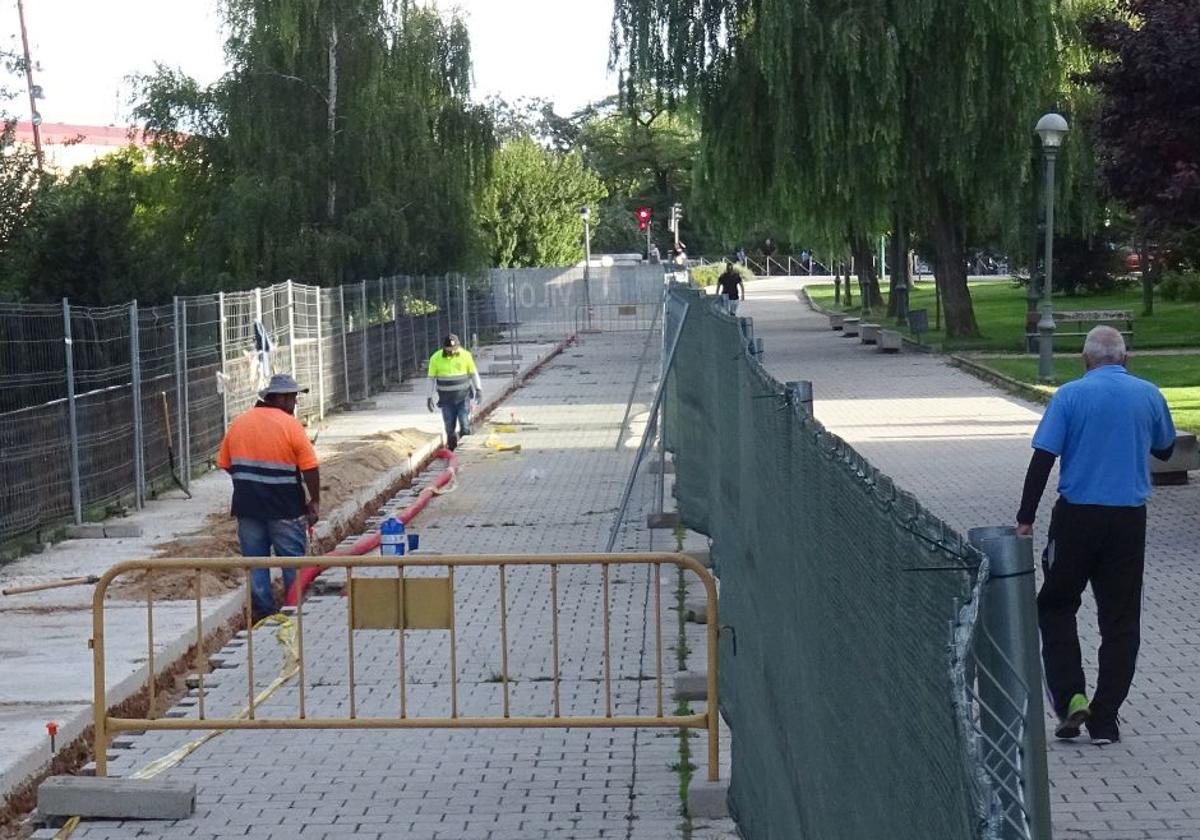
[46,721,58,753]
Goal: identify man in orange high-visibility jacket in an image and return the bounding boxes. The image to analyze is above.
[217,373,320,619]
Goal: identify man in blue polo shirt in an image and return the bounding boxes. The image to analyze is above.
[1016,326,1176,745]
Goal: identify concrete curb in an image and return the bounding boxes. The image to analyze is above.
[0,590,242,803]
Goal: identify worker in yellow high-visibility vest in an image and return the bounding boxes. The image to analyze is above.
[427,334,482,450]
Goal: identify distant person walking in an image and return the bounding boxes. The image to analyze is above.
[1016,326,1176,745]
[217,374,320,621]
[736,246,747,267]
[716,261,746,314]
[427,334,482,451]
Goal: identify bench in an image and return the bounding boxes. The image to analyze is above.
[841,317,861,338]
[1025,310,1134,352]
[860,323,882,345]
[829,313,845,331]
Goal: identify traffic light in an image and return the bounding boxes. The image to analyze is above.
[636,207,652,231]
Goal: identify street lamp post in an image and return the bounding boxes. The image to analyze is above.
[1035,113,1069,384]
[581,207,593,330]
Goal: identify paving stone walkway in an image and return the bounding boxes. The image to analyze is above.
[56,333,735,840]
[746,279,1200,840]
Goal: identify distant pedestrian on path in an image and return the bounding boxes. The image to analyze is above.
[1016,326,1176,745]
[427,334,482,451]
[217,373,320,621]
[717,261,745,314]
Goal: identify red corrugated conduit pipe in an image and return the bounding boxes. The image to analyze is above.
[284,447,459,606]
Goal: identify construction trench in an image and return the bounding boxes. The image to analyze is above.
[1,329,737,840]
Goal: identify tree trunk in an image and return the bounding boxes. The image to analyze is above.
[326,17,339,225]
[891,213,910,325]
[930,202,979,338]
[842,261,853,308]
[1138,240,1154,316]
[850,234,885,310]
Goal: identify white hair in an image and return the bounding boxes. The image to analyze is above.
[1082,325,1126,366]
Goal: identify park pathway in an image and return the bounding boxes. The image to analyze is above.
[746,277,1200,840]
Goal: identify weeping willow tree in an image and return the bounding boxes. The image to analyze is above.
[133,0,493,289]
[613,0,1057,337]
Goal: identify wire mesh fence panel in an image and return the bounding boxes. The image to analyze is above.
[137,304,179,494]
[68,303,136,513]
[183,296,225,470]
[662,285,1004,840]
[320,288,349,410]
[221,290,261,421]
[292,283,323,422]
[0,302,67,412]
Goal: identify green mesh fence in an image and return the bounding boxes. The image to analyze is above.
[664,286,1004,840]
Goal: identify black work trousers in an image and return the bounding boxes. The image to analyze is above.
[1037,498,1147,724]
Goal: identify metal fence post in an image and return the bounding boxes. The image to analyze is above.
[421,275,430,359]
[378,278,388,386]
[360,280,369,400]
[130,301,145,509]
[218,291,229,431]
[315,291,326,419]
[508,272,519,390]
[179,298,191,490]
[785,381,814,417]
[339,285,350,405]
[406,276,417,375]
[967,526,1054,840]
[392,277,402,380]
[460,275,469,348]
[62,298,82,525]
[172,296,186,492]
[286,279,297,375]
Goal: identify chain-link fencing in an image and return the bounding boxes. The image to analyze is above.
[661,284,1051,840]
[1,270,570,545]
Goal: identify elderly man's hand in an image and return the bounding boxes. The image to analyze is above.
[426,397,437,413]
[1015,523,1034,537]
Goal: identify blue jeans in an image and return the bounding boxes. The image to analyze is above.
[237,517,307,616]
[440,399,471,448]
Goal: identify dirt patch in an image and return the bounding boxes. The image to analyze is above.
[113,429,437,601]
[0,614,243,839]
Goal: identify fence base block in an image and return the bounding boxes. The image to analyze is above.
[687,779,730,819]
[685,600,710,623]
[347,400,379,411]
[38,776,196,820]
[648,458,675,474]
[674,671,708,701]
[646,512,679,530]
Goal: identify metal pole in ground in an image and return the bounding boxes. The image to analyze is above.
[286,280,298,376]
[407,276,417,376]
[315,291,326,420]
[461,275,469,348]
[62,298,82,524]
[967,526,1053,840]
[508,272,518,390]
[180,299,191,490]
[339,285,350,405]
[130,301,145,508]
[785,380,814,417]
[360,280,369,399]
[392,277,402,382]
[422,276,430,361]
[218,291,229,431]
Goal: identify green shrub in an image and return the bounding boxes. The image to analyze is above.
[690,262,754,288]
[1158,272,1200,302]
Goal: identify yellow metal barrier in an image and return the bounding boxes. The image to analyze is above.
[91,553,719,781]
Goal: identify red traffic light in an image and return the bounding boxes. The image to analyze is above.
[636,206,652,231]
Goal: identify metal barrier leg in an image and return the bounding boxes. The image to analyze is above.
[968,526,1053,840]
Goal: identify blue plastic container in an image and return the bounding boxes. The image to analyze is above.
[380,517,406,557]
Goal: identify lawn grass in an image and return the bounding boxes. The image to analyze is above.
[978,354,1200,435]
[808,280,1200,352]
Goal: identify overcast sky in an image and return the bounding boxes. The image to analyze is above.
[3,0,618,126]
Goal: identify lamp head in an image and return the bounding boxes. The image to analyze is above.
[1035,113,1070,149]
[580,207,591,221]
